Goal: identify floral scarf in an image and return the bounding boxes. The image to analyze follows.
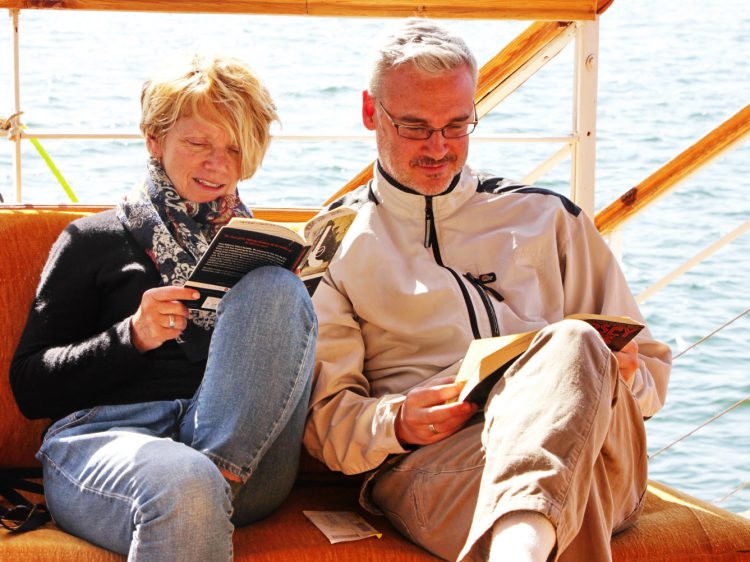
[117,158,251,355]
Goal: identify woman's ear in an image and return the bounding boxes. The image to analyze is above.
[362,90,376,131]
[146,134,162,159]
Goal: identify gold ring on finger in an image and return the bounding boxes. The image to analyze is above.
[168,314,175,329]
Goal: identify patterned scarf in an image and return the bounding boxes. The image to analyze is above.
[117,158,252,350]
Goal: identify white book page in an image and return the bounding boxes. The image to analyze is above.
[303,511,382,544]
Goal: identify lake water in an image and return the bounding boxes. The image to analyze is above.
[1,0,748,514]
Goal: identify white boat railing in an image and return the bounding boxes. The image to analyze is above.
[2,6,598,214]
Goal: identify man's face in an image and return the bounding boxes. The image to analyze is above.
[363,63,475,196]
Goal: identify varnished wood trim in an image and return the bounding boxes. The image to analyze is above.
[322,165,374,206]
[595,104,750,235]
[307,0,596,20]
[475,21,572,108]
[0,0,597,20]
[0,204,320,223]
[597,0,614,15]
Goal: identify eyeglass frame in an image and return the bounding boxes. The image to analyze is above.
[377,101,478,140]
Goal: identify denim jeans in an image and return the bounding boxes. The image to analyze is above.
[37,267,317,562]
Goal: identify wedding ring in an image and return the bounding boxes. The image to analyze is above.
[428,423,439,435]
[168,314,175,329]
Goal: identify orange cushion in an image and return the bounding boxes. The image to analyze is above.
[611,481,750,561]
[0,207,111,467]
[3,480,750,561]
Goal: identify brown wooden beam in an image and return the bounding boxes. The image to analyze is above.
[475,21,572,110]
[0,0,597,20]
[595,103,750,235]
[0,204,319,222]
[0,0,307,15]
[307,0,596,20]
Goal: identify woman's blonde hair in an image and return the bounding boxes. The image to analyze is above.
[140,53,278,180]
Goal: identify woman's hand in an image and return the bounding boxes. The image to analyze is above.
[614,339,639,388]
[130,286,199,353]
[395,377,477,447]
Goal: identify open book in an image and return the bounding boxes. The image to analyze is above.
[455,313,644,407]
[184,205,356,311]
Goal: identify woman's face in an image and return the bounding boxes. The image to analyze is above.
[147,113,242,203]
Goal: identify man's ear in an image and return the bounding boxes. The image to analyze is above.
[146,134,162,159]
[362,90,376,131]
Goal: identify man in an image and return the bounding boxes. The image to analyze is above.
[304,18,671,562]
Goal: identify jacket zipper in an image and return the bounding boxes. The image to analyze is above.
[465,273,503,337]
[424,196,484,339]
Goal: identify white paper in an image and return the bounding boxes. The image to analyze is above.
[303,510,382,544]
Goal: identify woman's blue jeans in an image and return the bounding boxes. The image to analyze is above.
[37,267,317,561]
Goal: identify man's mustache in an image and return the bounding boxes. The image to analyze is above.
[410,155,457,167]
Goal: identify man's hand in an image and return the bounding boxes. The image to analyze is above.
[130,286,199,353]
[614,339,639,387]
[395,377,478,447]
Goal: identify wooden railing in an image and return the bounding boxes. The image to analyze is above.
[0,204,320,223]
[595,103,750,235]
[0,0,598,20]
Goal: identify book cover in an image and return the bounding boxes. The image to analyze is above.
[455,314,644,407]
[184,206,356,311]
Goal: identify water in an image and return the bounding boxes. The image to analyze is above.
[1,1,748,513]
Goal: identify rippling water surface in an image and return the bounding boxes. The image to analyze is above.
[1,0,748,513]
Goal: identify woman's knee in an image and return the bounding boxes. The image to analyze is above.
[137,447,231,524]
[223,266,305,305]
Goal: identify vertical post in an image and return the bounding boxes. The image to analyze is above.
[570,18,599,218]
[10,8,22,202]
[605,230,624,264]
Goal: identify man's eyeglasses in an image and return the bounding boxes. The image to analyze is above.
[377,101,478,140]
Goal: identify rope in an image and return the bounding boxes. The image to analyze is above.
[2,112,78,202]
[25,132,79,203]
[0,112,23,133]
[648,393,749,460]
[648,307,749,464]
[673,306,750,360]
[714,479,750,505]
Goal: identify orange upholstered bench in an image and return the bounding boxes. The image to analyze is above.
[2,205,749,561]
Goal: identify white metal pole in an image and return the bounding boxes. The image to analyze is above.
[10,9,22,202]
[522,143,572,185]
[571,19,599,218]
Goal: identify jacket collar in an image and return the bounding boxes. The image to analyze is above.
[371,161,478,219]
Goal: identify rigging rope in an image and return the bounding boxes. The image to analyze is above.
[673,306,750,360]
[648,306,750,506]
[648,394,749,460]
[715,479,750,505]
[2,112,79,202]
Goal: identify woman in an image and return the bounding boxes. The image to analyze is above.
[10,54,317,561]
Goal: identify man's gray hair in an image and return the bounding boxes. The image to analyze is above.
[368,18,478,98]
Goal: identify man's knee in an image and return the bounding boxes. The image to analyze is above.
[540,318,606,349]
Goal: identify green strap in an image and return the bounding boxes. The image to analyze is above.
[27,135,78,202]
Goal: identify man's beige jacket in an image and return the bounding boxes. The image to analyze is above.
[304,164,672,475]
